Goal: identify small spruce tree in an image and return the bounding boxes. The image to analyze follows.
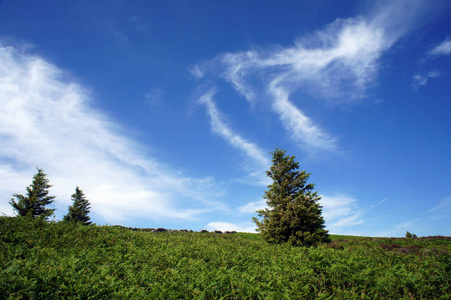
[9,168,56,219]
[64,187,92,225]
[253,148,330,247]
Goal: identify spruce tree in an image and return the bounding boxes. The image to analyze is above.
[64,187,92,225]
[9,168,56,219]
[253,148,330,247]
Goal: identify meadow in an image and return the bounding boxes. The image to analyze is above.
[1,216,449,299]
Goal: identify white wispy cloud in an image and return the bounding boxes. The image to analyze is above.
[238,198,266,213]
[189,65,204,79]
[0,45,225,224]
[413,74,428,87]
[428,38,451,57]
[429,195,451,221]
[144,88,164,106]
[206,221,257,233]
[319,194,364,231]
[193,4,405,154]
[370,198,387,209]
[412,71,440,88]
[197,89,270,185]
[269,82,338,152]
[220,52,259,104]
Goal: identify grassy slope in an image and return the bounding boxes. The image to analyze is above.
[1,217,449,299]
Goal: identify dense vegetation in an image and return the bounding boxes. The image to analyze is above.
[1,217,449,299]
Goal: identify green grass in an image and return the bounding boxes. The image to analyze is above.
[1,216,449,299]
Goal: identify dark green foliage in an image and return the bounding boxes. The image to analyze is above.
[406,231,418,239]
[9,168,55,219]
[63,187,92,225]
[0,217,449,299]
[253,148,330,247]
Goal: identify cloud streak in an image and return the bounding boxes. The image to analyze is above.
[429,195,451,221]
[238,199,266,214]
[198,89,270,185]
[192,4,408,154]
[319,195,364,232]
[0,45,224,224]
[269,82,337,152]
[412,71,440,88]
[428,38,451,57]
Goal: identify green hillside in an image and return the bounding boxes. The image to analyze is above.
[1,217,449,299]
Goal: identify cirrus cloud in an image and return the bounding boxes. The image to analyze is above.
[428,38,451,57]
[192,11,397,155]
[0,45,225,224]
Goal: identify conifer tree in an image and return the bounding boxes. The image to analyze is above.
[253,148,330,247]
[10,168,56,219]
[63,187,92,225]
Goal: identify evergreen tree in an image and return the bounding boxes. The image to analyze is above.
[9,168,55,219]
[253,148,330,247]
[63,187,92,225]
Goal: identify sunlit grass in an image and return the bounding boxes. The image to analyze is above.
[1,217,449,299]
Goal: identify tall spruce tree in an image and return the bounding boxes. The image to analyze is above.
[10,168,56,219]
[253,148,330,247]
[63,187,92,225]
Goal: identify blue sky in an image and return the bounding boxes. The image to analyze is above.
[1,0,450,236]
